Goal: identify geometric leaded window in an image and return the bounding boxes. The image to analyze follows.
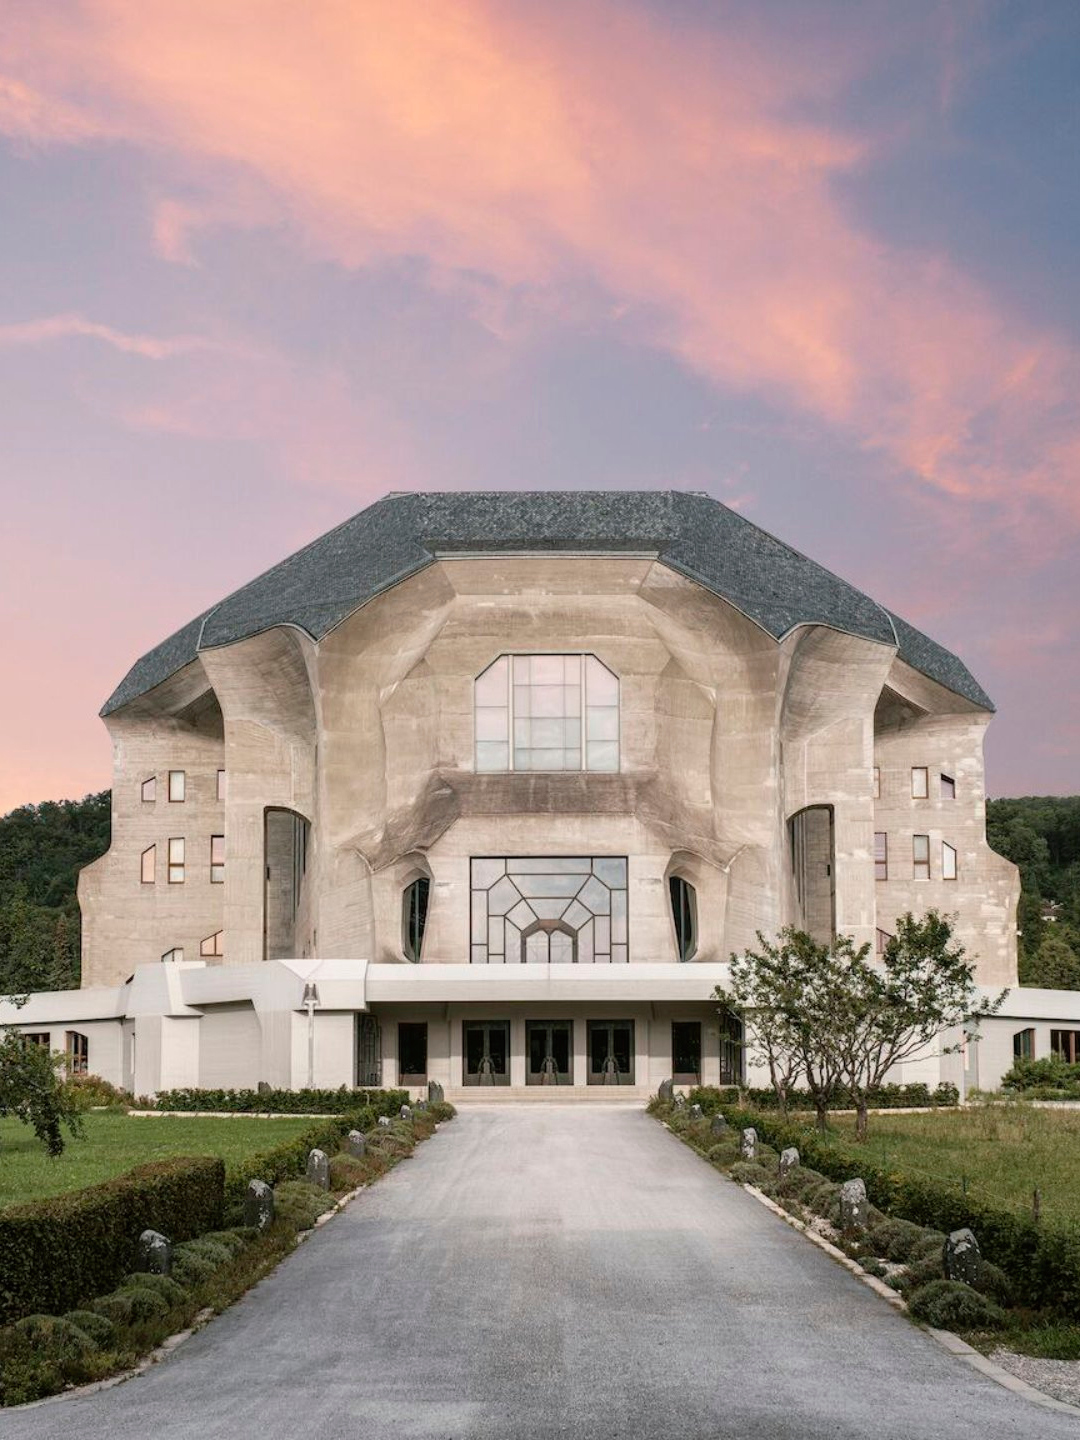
[470,856,628,964]
[474,654,619,773]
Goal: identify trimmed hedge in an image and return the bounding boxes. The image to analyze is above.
[223,1116,353,1205]
[686,1082,959,1113]
[0,1156,224,1326]
[710,1104,1080,1318]
[152,1087,409,1115]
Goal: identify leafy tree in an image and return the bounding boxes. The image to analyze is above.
[831,913,1005,1140]
[0,1028,83,1157]
[1019,928,1080,990]
[988,795,1080,981]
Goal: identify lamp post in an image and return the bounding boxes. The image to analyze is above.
[302,981,320,1090]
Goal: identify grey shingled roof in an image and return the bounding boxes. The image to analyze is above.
[102,491,993,714]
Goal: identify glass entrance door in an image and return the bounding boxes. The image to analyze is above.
[526,1020,573,1085]
[671,1021,702,1085]
[587,1019,635,1085]
[462,1020,510,1086]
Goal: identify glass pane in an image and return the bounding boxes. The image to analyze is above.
[585,656,619,703]
[578,917,594,963]
[563,685,581,716]
[611,888,627,942]
[472,896,490,944]
[595,914,610,954]
[168,771,185,801]
[593,857,627,887]
[487,916,504,956]
[586,706,619,741]
[531,896,572,919]
[507,899,537,929]
[487,875,520,915]
[532,686,564,717]
[532,655,564,685]
[509,857,591,874]
[514,685,531,716]
[476,708,509,741]
[550,930,574,964]
[611,943,627,964]
[471,858,506,886]
[513,656,532,683]
[476,742,509,772]
[514,872,584,898]
[525,931,548,963]
[586,740,619,772]
[578,876,611,914]
[488,1025,508,1073]
[530,718,564,749]
[475,657,509,705]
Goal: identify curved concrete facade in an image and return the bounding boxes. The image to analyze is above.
[13,492,1037,1097]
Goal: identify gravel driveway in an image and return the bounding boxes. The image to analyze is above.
[7,1104,1075,1439]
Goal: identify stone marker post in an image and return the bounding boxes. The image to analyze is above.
[690,1103,703,1121]
[779,1147,800,1177]
[741,1127,757,1160]
[377,1115,392,1128]
[839,1178,868,1233]
[428,1080,444,1104]
[346,1130,366,1158]
[244,1178,275,1231]
[307,1148,330,1191]
[658,1079,673,1103]
[943,1229,983,1288]
[400,1104,413,1121]
[710,1114,728,1138]
[136,1229,172,1275]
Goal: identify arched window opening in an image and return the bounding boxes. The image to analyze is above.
[474,653,619,773]
[521,920,577,964]
[669,876,697,961]
[402,877,430,963]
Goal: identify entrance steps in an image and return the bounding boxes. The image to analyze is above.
[444,1086,649,1104]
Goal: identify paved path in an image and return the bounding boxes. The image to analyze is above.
[9,1106,1073,1439]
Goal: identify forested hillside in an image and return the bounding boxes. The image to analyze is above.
[0,791,1076,993]
[0,793,110,994]
[987,796,1080,989]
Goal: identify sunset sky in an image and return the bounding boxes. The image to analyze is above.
[1,0,1078,811]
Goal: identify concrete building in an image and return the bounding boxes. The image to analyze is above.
[4,491,1073,1098]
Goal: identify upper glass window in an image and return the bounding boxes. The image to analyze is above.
[474,654,619,773]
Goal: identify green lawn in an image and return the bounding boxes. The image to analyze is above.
[828,1104,1080,1226]
[0,1112,316,1210]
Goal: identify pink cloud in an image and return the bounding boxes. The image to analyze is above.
[0,312,218,359]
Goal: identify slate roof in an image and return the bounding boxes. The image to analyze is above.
[102,491,993,714]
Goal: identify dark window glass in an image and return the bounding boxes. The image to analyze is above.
[672,1021,701,1081]
[1013,1028,1035,1061]
[398,1023,428,1080]
[1051,1029,1080,1064]
[403,877,430,962]
[669,876,697,961]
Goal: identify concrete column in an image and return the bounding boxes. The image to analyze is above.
[509,1016,526,1087]
[572,1016,587,1089]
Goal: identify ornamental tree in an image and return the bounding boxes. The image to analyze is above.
[0,1022,83,1157]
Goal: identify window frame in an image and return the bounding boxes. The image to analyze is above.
[474,652,620,775]
[141,776,156,803]
[66,1030,89,1075]
[210,834,225,884]
[1051,1029,1080,1064]
[668,875,697,962]
[872,766,881,800]
[216,769,226,802]
[402,876,430,963]
[911,767,929,799]
[140,844,156,885]
[24,1031,50,1049]
[161,947,185,963]
[168,770,186,803]
[1013,1027,1035,1061]
[200,931,224,958]
[913,833,930,881]
[940,773,956,800]
[942,841,958,881]
[873,831,888,881]
[168,837,185,884]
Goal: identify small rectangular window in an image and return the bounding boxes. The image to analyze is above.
[141,776,156,802]
[161,947,184,963]
[66,1030,89,1075]
[875,928,892,955]
[942,841,958,881]
[141,844,156,884]
[911,767,928,799]
[211,835,225,884]
[913,834,930,880]
[1051,1030,1080,1064]
[168,770,186,802]
[200,931,224,958]
[872,766,880,800]
[941,773,956,800]
[168,837,185,883]
[24,1032,50,1049]
[217,769,226,801]
[874,832,888,881]
[1013,1028,1035,1061]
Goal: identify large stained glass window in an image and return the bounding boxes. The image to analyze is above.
[470,856,629,964]
[474,654,620,773]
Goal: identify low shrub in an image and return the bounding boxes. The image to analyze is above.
[272,1180,336,1232]
[62,1074,131,1111]
[223,1117,351,1206]
[13,1314,96,1360]
[153,1087,409,1116]
[170,1251,218,1288]
[89,1292,135,1325]
[64,1310,115,1348]
[0,1156,224,1325]
[428,1101,456,1123]
[866,1217,928,1264]
[729,1161,775,1191]
[907,1279,1006,1330]
[328,1154,367,1191]
[687,1082,959,1115]
[119,1272,186,1307]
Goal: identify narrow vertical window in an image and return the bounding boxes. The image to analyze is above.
[210,834,225,884]
[402,877,430,962]
[911,767,928,799]
[873,832,888,881]
[66,1031,89,1075]
[168,837,185,883]
[217,769,226,801]
[141,776,156,802]
[942,841,957,881]
[168,770,186,802]
[941,773,956,799]
[668,876,697,961]
[913,834,930,880]
[875,928,892,955]
[141,844,156,884]
[872,766,880,799]
[1013,1028,1035,1061]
